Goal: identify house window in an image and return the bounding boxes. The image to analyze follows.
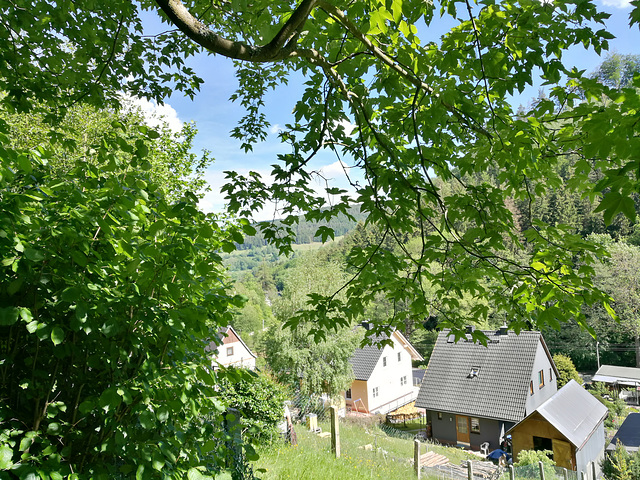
[398,352,401,362]
[471,417,480,434]
[530,381,534,395]
[372,387,379,398]
[538,370,545,388]
[549,368,552,381]
[383,357,387,367]
[346,389,352,399]
[400,376,407,386]
[226,346,234,356]
[437,412,443,420]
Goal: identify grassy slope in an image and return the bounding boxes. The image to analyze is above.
[254,421,477,480]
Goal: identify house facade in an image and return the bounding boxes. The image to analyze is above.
[205,326,257,370]
[415,327,558,451]
[509,380,608,476]
[346,329,423,415]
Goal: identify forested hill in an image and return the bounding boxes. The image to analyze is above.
[236,205,368,250]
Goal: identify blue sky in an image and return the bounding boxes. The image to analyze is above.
[138,1,640,219]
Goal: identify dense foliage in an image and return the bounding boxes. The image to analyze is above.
[217,370,288,444]
[552,354,581,388]
[0,115,252,478]
[603,442,640,480]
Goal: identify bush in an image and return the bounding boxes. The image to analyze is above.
[552,354,582,388]
[218,369,288,444]
[602,441,640,480]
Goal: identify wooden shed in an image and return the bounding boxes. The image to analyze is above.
[508,380,608,475]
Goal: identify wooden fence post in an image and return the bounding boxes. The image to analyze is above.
[330,406,340,459]
[538,461,545,480]
[581,471,586,480]
[414,439,421,479]
[509,464,515,480]
[591,461,597,480]
[467,460,473,480]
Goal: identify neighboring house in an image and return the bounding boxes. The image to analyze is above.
[606,412,640,454]
[205,326,257,370]
[346,328,424,415]
[593,364,640,405]
[415,326,558,451]
[509,380,608,476]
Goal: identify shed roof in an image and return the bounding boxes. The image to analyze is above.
[415,329,553,422]
[530,380,608,449]
[607,413,640,453]
[593,365,640,386]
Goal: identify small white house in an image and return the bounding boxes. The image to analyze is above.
[346,327,423,415]
[205,326,257,370]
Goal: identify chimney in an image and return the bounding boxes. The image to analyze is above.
[498,324,508,335]
[361,321,372,331]
[465,325,475,335]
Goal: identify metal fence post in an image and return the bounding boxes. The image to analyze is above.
[330,406,340,458]
[581,471,586,480]
[509,465,515,480]
[467,460,473,480]
[538,461,545,480]
[591,462,597,480]
[414,439,421,479]
[563,467,568,480]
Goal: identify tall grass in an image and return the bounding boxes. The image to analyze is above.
[254,420,477,479]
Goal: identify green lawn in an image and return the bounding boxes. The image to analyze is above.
[253,421,478,479]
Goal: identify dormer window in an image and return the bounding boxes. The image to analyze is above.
[468,367,480,378]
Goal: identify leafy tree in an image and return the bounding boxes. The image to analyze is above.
[592,237,640,367]
[2,0,634,341]
[263,321,360,397]
[217,370,288,444]
[1,102,213,202]
[591,53,640,90]
[0,117,252,477]
[552,354,581,388]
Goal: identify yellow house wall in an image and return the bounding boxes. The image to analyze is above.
[511,412,576,471]
[346,380,370,412]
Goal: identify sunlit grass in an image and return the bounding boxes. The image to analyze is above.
[253,420,477,479]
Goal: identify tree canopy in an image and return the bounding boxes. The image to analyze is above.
[2,0,639,341]
[2,0,640,476]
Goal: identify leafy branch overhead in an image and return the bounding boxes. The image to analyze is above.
[1,0,638,339]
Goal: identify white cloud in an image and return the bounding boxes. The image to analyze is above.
[120,94,183,134]
[334,119,356,136]
[600,0,631,7]
[269,124,282,134]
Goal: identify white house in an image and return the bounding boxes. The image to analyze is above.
[346,327,423,415]
[205,326,257,370]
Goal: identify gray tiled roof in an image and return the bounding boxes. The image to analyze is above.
[415,329,543,422]
[534,380,607,449]
[350,334,389,381]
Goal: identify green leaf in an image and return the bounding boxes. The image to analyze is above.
[0,307,19,326]
[0,446,13,469]
[70,250,88,267]
[51,327,65,345]
[139,410,156,429]
[23,248,44,262]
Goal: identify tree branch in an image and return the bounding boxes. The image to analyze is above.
[153,0,318,62]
